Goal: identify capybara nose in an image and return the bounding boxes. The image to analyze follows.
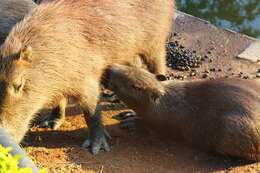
[0,128,39,173]
[156,74,167,81]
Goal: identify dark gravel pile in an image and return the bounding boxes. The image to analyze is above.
[166,41,208,71]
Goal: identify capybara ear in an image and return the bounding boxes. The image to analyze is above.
[18,45,32,62]
[12,76,25,95]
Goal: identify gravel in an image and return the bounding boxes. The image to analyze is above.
[166,41,207,71]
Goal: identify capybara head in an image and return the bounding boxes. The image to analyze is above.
[0,41,32,99]
[105,64,165,106]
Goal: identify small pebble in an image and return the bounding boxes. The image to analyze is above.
[243,76,249,79]
[190,72,196,77]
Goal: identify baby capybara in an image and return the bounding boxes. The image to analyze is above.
[0,0,174,154]
[0,0,36,44]
[105,64,260,161]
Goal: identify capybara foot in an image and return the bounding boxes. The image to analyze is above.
[82,128,111,155]
[39,119,64,130]
[115,111,141,130]
[35,116,65,130]
[114,111,137,120]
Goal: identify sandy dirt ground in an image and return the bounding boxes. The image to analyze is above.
[21,11,260,173]
[24,100,260,173]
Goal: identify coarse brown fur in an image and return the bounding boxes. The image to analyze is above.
[0,0,174,154]
[0,0,36,44]
[105,64,260,161]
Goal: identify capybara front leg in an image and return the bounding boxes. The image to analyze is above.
[35,97,67,130]
[80,82,111,154]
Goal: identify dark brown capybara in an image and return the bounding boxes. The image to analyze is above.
[0,0,174,154]
[0,0,36,44]
[105,64,260,161]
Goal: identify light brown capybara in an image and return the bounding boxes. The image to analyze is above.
[0,0,36,44]
[105,64,260,161]
[0,0,174,154]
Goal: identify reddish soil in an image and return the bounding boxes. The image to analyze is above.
[23,99,259,173]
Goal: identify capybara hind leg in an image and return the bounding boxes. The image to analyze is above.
[217,116,260,161]
[80,81,111,155]
[35,97,67,130]
[217,143,260,161]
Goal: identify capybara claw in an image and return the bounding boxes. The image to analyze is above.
[82,139,91,148]
[35,118,63,130]
[114,111,140,130]
[113,111,137,121]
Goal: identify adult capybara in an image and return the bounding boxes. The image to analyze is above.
[105,64,260,161]
[0,0,174,154]
[0,0,36,44]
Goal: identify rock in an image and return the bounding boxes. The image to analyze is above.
[237,40,260,63]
